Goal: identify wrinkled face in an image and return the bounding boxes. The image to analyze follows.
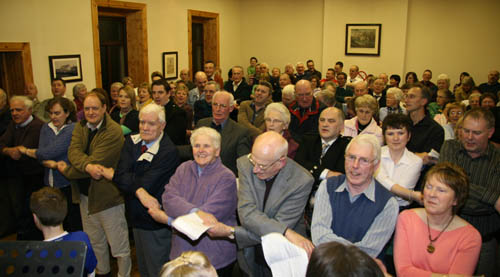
[481,97,496,109]
[195,74,208,91]
[460,117,493,157]
[232,68,243,83]
[448,108,463,124]
[379,74,388,85]
[436,91,449,107]
[404,87,425,113]
[307,61,315,71]
[345,142,378,189]
[349,66,358,79]
[295,83,313,108]
[337,74,346,87]
[373,79,385,94]
[386,93,397,108]
[84,95,106,126]
[212,93,233,124]
[180,70,189,81]
[354,83,368,96]
[203,84,217,103]
[469,96,480,108]
[51,80,66,97]
[423,175,456,216]
[118,90,132,110]
[296,64,305,74]
[138,87,151,103]
[10,99,31,124]
[356,107,374,125]
[326,70,335,80]
[204,63,215,77]
[422,71,432,82]
[249,151,284,180]
[384,127,410,152]
[139,112,165,144]
[265,110,287,133]
[174,90,188,106]
[254,85,271,106]
[282,93,294,107]
[151,84,171,106]
[110,86,120,101]
[319,109,343,141]
[192,135,220,168]
[279,74,291,88]
[488,71,499,84]
[49,103,69,129]
[271,68,280,78]
[437,79,448,90]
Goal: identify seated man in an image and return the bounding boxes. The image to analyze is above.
[194,81,218,124]
[311,134,398,259]
[207,131,314,277]
[188,71,208,107]
[238,80,273,139]
[295,107,350,227]
[99,103,179,277]
[30,187,97,276]
[288,80,325,141]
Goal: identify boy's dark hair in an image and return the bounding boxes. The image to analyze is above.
[52,77,66,87]
[30,187,68,227]
[382,113,413,135]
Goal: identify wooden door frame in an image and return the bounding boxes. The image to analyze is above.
[187,10,220,80]
[0,42,34,84]
[90,0,148,88]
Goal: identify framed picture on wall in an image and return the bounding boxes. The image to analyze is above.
[162,51,178,80]
[48,54,83,82]
[345,24,381,56]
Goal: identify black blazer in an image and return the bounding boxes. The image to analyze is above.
[164,100,187,145]
[110,109,139,134]
[223,79,252,104]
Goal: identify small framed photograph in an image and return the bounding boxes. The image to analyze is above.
[162,51,178,80]
[345,24,381,56]
[48,54,83,82]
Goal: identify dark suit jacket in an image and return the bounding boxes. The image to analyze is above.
[193,99,212,124]
[223,79,252,104]
[196,117,251,175]
[164,100,187,145]
[110,109,139,134]
[113,132,179,230]
[234,155,313,276]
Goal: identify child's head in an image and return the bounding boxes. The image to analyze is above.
[159,251,217,277]
[30,187,67,227]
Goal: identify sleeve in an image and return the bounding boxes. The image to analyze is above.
[36,124,72,161]
[447,227,482,275]
[237,102,263,136]
[163,163,196,218]
[429,123,445,153]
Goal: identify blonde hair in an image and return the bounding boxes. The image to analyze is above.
[354,94,378,112]
[159,251,215,277]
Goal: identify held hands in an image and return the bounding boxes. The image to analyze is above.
[207,222,233,238]
[196,210,218,226]
[284,228,315,257]
[4,147,22,160]
[42,160,58,169]
[136,188,161,210]
[57,161,68,173]
[85,164,103,180]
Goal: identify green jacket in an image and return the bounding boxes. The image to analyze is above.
[64,113,125,214]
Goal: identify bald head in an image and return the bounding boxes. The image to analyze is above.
[253,131,288,160]
[194,71,208,90]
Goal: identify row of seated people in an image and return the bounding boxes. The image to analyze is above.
[0,65,499,276]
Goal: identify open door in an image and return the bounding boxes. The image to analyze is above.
[0,43,34,97]
[188,10,220,80]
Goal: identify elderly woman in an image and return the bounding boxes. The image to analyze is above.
[111,86,139,135]
[379,87,406,123]
[72,83,87,114]
[137,82,152,110]
[109,82,123,113]
[376,114,423,208]
[454,76,475,102]
[428,89,453,118]
[344,94,383,144]
[281,84,295,107]
[264,102,299,158]
[161,127,237,276]
[18,97,81,231]
[394,162,481,276]
[434,102,465,140]
[174,83,194,132]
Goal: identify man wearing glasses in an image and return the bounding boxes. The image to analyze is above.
[311,134,398,260]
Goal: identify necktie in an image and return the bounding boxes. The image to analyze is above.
[321,142,329,158]
[141,145,148,154]
[211,122,222,133]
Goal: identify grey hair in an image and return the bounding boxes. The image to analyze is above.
[386,87,404,101]
[345,134,381,164]
[206,80,220,91]
[72,83,87,99]
[296,62,304,67]
[111,82,124,90]
[190,126,221,150]
[213,91,234,106]
[139,103,166,123]
[282,84,296,99]
[437,73,450,86]
[317,89,336,106]
[264,102,291,126]
[10,95,33,110]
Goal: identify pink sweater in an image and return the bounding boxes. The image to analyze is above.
[394,209,481,276]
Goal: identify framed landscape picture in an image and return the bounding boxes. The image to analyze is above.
[162,51,178,80]
[48,54,83,82]
[345,24,381,56]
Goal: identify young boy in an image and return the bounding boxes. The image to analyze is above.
[30,187,97,276]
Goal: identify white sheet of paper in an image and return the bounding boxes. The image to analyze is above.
[429,149,440,159]
[172,213,210,241]
[261,233,309,277]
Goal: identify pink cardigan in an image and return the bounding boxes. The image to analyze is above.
[343,117,383,145]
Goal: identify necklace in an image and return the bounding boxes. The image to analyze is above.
[426,214,454,254]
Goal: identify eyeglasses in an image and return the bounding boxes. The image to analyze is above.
[449,111,463,116]
[345,154,375,167]
[248,154,282,171]
[212,102,228,109]
[264,118,284,124]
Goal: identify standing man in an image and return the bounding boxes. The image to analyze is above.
[311,134,399,259]
[420,69,437,97]
[224,66,252,105]
[180,69,195,90]
[194,81,218,124]
[58,92,130,277]
[320,68,337,87]
[24,83,45,120]
[204,60,223,88]
[187,71,208,107]
[208,131,314,277]
[306,59,322,79]
[288,79,325,141]
[294,62,310,82]
[347,65,363,88]
[274,73,292,103]
[38,78,68,122]
[439,108,500,277]
[334,61,344,78]
[478,70,500,95]
[152,79,187,145]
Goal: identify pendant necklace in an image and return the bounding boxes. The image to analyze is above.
[426,214,454,254]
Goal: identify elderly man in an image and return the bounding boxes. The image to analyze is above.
[347,65,363,87]
[273,73,292,103]
[238,81,273,139]
[23,83,45,121]
[478,70,500,95]
[288,79,325,141]
[99,103,179,277]
[224,66,252,105]
[152,79,187,145]
[311,134,399,259]
[196,91,251,175]
[294,62,310,82]
[38,78,68,122]
[208,131,314,277]
[306,59,321,79]
[295,107,350,226]
[284,63,297,84]
[58,92,130,277]
[419,69,437,97]
[439,108,500,276]
[194,81,218,124]
[188,71,208,107]
[180,69,195,90]
[0,95,44,239]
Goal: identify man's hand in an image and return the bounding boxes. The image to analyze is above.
[99,166,115,181]
[4,147,22,160]
[57,161,68,173]
[207,222,233,238]
[85,164,102,180]
[42,160,57,169]
[284,228,314,257]
[148,208,169,224]
[136,188,160,210]
[196,210,218,226]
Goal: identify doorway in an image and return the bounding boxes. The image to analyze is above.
[188,10,220,80]
[99,16,128,92]
[0,43,34,97]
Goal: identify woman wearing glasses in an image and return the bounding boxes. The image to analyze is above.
[263,102,299,158]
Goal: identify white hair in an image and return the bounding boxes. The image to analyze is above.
[264,102,291,126]
[345,134,381,164]
[139,103,166,123]
[213,91,234,106]
[437,73,450,86]
[282,84,296,99]
[190,126,221,150]
[10,95,33,109]
[386,87,404,102]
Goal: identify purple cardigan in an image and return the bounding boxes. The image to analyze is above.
[163,157,237,269]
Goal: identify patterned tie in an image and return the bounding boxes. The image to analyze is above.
[321,142,329,158]
[141,145,148,154]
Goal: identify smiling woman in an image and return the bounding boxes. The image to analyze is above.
[111,86,139,136]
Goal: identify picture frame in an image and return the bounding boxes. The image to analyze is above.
[345,24,381,56]
[162,51,178,80]
[48,54,83,82]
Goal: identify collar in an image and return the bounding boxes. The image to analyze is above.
[321,136,338,147]
[381,146,412,165]
[335,178,376,202]
[233,80,242,87]
[212,118,228,129]
[44,231,69,242]
[17,115,34,128]
[131,132,163,155]
[86,118,104,131]
[48,122,68,135]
